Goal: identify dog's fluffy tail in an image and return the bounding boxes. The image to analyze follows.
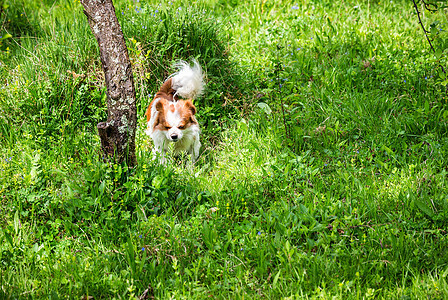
[170,59,204,99]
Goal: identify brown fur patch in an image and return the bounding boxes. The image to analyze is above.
[145,79,198,128]
[175,100,197,125]
[145,78,176,122]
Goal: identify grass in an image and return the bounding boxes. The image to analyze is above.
[1,0,448,298]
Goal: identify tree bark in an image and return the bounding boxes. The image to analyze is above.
[80,0,137,166]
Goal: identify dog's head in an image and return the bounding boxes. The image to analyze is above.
[153,98,198,142]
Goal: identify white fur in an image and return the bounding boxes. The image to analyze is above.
[170,59,204,99]
[151,124,201,164]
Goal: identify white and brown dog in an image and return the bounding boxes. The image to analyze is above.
[145,60,204,163]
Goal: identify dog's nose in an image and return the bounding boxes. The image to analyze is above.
[170,134,178,141]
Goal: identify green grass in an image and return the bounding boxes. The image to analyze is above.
[1,0,448,298]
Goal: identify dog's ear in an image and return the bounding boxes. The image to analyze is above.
[145,105,151,122]
[184,100,196,115]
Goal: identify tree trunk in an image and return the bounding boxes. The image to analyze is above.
[80,0,137,167]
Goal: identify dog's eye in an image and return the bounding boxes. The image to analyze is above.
[178,125,185,129]
[165,126,171,130]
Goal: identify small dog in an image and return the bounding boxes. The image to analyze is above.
[145,60,204,163]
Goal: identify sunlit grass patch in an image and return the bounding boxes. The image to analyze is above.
[204,120,278,190]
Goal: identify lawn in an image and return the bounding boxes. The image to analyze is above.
[1,0,448,298]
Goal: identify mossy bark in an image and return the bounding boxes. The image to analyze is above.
[81,0,137,166]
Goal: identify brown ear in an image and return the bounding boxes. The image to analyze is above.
[184,100,196,115]
[145,105,151,122]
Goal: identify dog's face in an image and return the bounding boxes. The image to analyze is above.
[153,98,197,142]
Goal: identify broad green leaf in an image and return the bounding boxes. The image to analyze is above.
[414,198,435,219]
[257,102,272,114]
[273,270,281,287]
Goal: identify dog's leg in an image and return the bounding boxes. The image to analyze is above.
[152,148,166,164]
[188,136,201,163]
[152,139,169,164]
